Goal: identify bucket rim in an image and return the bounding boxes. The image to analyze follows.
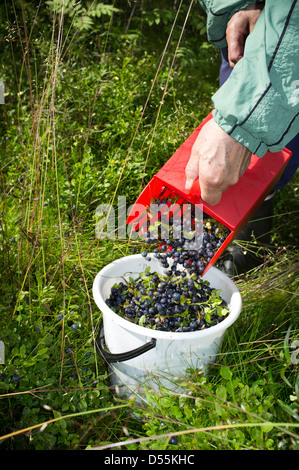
[92,254,242,341]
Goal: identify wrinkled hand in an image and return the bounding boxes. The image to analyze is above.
[226,2,264,68]
[185,118,252,205]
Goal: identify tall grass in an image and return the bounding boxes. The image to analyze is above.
[0,0,298,450]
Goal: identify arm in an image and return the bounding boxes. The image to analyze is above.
[213,1,299,157]
[187,1,299,205]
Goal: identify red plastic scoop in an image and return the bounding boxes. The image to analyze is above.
[127,111,292,275]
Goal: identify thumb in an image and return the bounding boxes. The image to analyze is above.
[228,32,246,67]
[200,183,223,206]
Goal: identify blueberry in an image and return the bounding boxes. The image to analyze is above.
[72,323,79,330]
[57,313,64,320]
[141,251,147,257]
[169,436,178,445]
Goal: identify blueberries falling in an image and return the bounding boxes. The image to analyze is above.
[135,192,230,277]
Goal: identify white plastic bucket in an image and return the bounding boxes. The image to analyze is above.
[93,254,242,400]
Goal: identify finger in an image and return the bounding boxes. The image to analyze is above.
[185,149,199,191]
[200,183,223,206]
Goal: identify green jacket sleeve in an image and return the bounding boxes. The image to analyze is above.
[200,1,299,157]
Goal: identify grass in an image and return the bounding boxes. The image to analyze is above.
[0,0,298,450]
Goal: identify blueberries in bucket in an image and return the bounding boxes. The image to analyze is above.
[106,269,229,333]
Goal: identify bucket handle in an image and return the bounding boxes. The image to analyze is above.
[96,323,157,363]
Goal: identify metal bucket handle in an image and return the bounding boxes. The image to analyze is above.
[96,322,157,363]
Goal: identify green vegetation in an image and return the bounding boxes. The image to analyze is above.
[0,0,298,450]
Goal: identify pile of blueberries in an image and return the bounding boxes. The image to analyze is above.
[105,194,231,333]
[106,271,229,332]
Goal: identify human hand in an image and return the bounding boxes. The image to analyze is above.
[185,118,252,205]
[226,2,264,68]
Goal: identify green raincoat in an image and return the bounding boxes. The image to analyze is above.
[199,1,299,156]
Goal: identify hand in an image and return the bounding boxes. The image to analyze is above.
[226,2,264,68]
[185,118,252,205]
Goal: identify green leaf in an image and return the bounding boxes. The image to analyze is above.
[37,347,48,356]
[220,366,232,380]
[216,384,227,401]
[20,344,27,357]
[160,397,173,408]
[261,422,274,432]
[170,406,182,419]
[277,399,299,420]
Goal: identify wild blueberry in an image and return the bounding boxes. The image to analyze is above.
[169,436,178,445]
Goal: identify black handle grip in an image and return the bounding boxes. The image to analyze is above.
[96,323,157,363]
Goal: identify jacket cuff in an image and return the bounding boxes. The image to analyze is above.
[212,108,267,157]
